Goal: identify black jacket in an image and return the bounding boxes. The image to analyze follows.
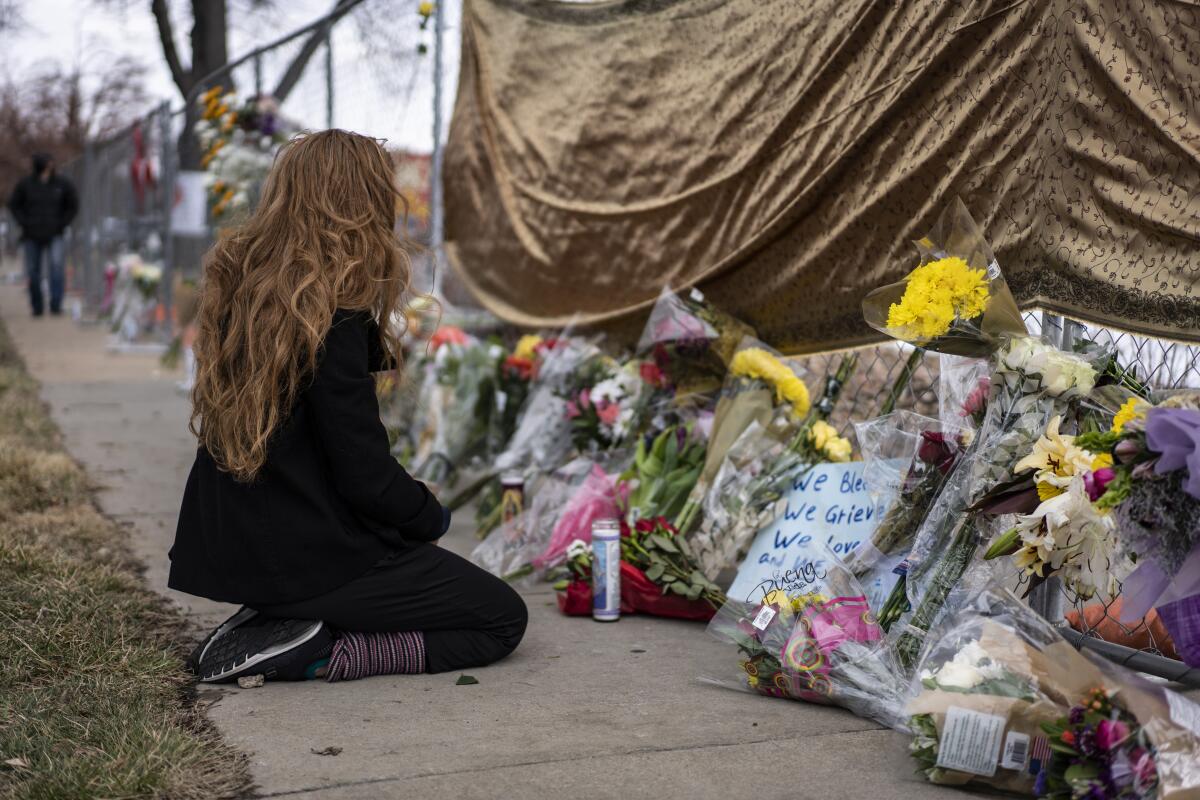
[8,172,79,243]
[169,310,445,605]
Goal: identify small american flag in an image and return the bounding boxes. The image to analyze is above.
[1028,736,1053,775]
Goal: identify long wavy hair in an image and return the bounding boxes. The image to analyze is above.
[190,130,411,481]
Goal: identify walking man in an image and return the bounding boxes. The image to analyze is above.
[7,153,79,316]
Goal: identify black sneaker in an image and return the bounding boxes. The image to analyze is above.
[187,606,259,674]
[197,616,332,684]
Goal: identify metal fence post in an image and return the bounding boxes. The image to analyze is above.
[159,101,176,339]
[325,29,334,128]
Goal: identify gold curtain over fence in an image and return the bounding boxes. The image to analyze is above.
[444,0,1200,352]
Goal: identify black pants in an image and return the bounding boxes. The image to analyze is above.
[255,543,528,674]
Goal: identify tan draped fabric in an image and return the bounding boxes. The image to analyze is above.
[444,0,1200,353]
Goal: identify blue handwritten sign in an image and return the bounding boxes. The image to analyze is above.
[726,461,897,609]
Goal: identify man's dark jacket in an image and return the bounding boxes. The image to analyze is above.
[8,170,79,244]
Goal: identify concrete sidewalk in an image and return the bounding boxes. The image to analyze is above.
[1,283,978,800]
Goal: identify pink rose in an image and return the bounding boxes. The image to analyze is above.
[565,401,580,419]
[578,389,592,410]
[1096,718,1130,751]
[596,401,621,426]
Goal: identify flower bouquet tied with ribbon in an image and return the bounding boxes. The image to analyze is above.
[863,197,1027,358]
[704,548,907,728]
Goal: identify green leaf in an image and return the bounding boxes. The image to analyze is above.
[689,570,708,586]
[645,563,666,581]
[669,581,689,596]
[1064,764,1100,783]
[1048,741,1079,755]
[456,674,479,685]
[686,584,703,600]
[649,533,678,553]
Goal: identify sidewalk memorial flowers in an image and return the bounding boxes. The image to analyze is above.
[863,198,1103,671]
[906,586,1200,798]
[704,550,907,727]
[683,354,858,578]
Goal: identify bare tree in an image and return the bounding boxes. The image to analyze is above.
[0,57,148,200]
[150,0,360,168]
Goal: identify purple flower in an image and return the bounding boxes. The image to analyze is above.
[1078,726,1100,758]
[1070,706,1087,725]
[1145,407,1200,499]
[1085,467,1117,501]
[1034,768,1049,795]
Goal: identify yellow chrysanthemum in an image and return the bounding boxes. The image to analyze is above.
[1091,453,1113,470]
[418,1,435,16]
[513,335,542,362]
[885,256,991,342]
[808,420,852,462]
[1111,397,1149,433]
[730,348,811,416]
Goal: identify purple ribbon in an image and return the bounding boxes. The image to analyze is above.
[1121,547,1200,622]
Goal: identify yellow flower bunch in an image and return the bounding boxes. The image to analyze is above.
[808,420,852,462]
[729,348,811,416]
[885,256,991,342]
[418,1,435,16]
[512,335,542,362]
[1111,397,1149,433]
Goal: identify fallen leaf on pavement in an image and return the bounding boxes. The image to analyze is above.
[311,746,343,756]
[455,674,479,685]
[237,674,265,689]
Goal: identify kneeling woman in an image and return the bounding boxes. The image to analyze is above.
[170,130,527,683]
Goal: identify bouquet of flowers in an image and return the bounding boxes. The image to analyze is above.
[704,549,907,727]
[1036,688,1159,799]
[413,335,503,486]
[888,336,1101,669]
[907,585,1200,798]
[636,287,756,398]
[863,197,1026,358]
[487,334,556,458]
[552,516,724,620]
[848,412,968,584]
[560,355,646,453]
[674,338,814,534]
[533,459,629,570]
[683,355,858,578]
[196,87,289,222]
[983,414,1131,601]
[1076,395,1200,665]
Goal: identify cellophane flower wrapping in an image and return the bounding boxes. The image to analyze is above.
[534,458,630,571]
[887,336,1105,671]
[703,547,908,728]
[635,287,756,399]
[422,338,505,481]
[862,198,1026,358]
[472,455,629,582]
[847,411,969,592]
[939,354,991,434]
[493,336,603,476]
[908,584,1200,798]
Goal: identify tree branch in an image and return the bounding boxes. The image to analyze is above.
[271,0,355,103]
[151,0,192,96]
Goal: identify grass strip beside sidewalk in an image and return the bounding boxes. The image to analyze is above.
[0,323,250,799]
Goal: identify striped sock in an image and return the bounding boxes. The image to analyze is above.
[325,631,426,682]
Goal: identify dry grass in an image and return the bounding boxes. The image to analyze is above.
[0,322,250,800]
